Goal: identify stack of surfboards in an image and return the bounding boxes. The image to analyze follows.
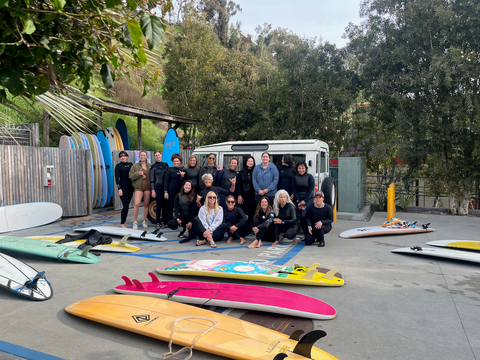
[392,240,480,264]
[58,119,129,208]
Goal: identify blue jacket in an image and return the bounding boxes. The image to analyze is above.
[252,163,279,196]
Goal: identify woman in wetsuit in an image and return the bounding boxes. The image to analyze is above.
[291,161,315,238]
[272,189,299,245]
[224,195,248,245]
[215,158,238,196]
[164,153,185,222]
[115,151,134,228]
[248,196,275,249]
[150,151,169,229]
[129,150,151,229]
[167,180,198,243]
[277,153,295,200]
[185,155,200,194]
[236,156,256,229]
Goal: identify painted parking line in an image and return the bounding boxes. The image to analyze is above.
[0,340,64,360]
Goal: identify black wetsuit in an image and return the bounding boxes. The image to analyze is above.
[277,164,296,197]
[150,161,169,224]
[274,203,300,240]
[252,209,276,242]
[224,206,248,239]
[305,203,333,246]
[292,173,315,232]
[115,162,134,224]
[216,168,238,195]
[164,166,184,221]
[199,166,218,189]
[198,186,233,208]
[185,167,200,194]
[236,169,255,229]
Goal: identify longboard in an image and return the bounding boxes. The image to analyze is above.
[65,295,338,360]
[392,246,480,264]
[85,133,100,208]
[113,128,124,150]
[74,226,167,241]
[0,252,53,301]
[97,130,114,205]
[162,128,180,166]
[426,240,480,252]
[157,260,344,286]
[115,272,336,320]
[105,127,117,151]
[0,202,63,233]
[0,236,101,264]
[28,236,140,253]
[339,225,435,238]
[116,118,130,150]
[92,135,108,207]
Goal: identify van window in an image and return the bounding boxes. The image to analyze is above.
[320,151,326,173]
[223,154,249,171]
[272,154,306,167]
[197,154,214,167]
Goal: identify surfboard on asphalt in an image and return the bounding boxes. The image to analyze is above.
[65,295,338,360]
[73,226,167,241]
[28,235,140,253]
[0,252,53,301]
[115,118,130,150]
[339,223,435,238]
[115,272,336,320]
[0,202,63,234]
[0,236,101,264]
[426,240,480,252]
[157,260,344,286]
[392,246,480,264]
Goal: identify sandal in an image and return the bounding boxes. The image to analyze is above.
[156,223,161,230]
[210,242,217,248]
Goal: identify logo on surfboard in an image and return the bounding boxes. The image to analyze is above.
[133,315,150,323]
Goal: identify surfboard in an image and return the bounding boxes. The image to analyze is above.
[0,202,63,234]
[115,272,336,320]
[92,135,108,207]
[85,134,100,208]
[0,236,101,264]
[113,128,124,150]
[68,136,75,149]
[97,130,114,205]
[79,133,96,206]
[65,295,338,360]
[105,127,117,151]
[58,135,71,149]
[71,133,81,149]
[426,240,480,251]
[28,236,140,253]
[339,224,435,238]
[74,226,167,241]
[0,252,53,301]
[392,246,480,264]
[162,128,181,166]
[116,118,130,150]
[157,260,344,287]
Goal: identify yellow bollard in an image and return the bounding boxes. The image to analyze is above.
[333,195,337,222]
[387,183,395,221]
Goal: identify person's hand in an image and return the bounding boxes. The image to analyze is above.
[308,226,313,235]
[118,189,123,197]
[230,225,238,232]
[258,190,264,196]
[177,218,182,224]
[299,200,306,207]
[138,170,144,176]
[315,221,322,229]
[180,171,185,178]
[290,194,294,200]
[237,196,244,204]
[230,177,236,185]
[252,227,259,235]
[164,193,169,200]
[273,218,282,224]
[264,189,269,194]
[151,190,156,198]
[217,165,222,171]
[187,222,192,230]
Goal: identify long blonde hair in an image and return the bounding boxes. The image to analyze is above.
[273,190,295,216]
[204,191,220,214]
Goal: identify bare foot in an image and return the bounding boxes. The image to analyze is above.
[255,240,262,248]
[248,240,258,249]
[120,224,128,228]
[226,237,233,244]
[196,240,207,246]
[239,238,246,245]
[292,238,298,245]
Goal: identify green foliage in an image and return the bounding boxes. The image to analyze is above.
[396,185,419,211]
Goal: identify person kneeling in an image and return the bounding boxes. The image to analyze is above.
[248,197,276,248]
[305,191,333,247]
[192,191,228,248]
[272,190,300,246]
[224,195,248,245]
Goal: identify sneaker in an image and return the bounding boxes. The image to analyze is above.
[133,221,138,229]
[178,228,186,238]
[142,221,148,228]
[318,240,325,247]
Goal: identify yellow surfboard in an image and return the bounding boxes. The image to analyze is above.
[66,295,338,360]
[28,236,140,253]
[113,128,124,150]
[427,240,480,251]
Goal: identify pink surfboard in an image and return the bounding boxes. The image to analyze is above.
[114,272,336,320]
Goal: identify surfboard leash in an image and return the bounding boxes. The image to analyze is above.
[166,287,220,307]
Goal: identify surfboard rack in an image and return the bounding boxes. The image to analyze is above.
[292,330,327,358]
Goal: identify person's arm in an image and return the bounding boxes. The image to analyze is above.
[305,205,313,228]
[236,207,247,228]
[174,194,181,219]
[252,166,260,193]
[257,210,274,229]
[198,207,209,229]
[129,163,141,180]
[199,168,206,189]
[150,163,156,189]
[214,169,224,186]
[321,205,334,226]
[115,164,122,190]
[267,165,279,192]
[188,200,198,221]
[304,174,315,204]
[283,204,297,225]
[164,170,171,193]
[291,176,300,203]
[209,208,223,231]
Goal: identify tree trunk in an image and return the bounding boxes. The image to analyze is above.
[458,200,469,215]
[448,196,456,214]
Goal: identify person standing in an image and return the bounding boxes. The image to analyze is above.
[277,154,296,200]
[115,151,134,228]
[199,153,220,190]
[305,191,333,247]
[215,158,238,197]
[236,156,256,229]
[252,152,279,205]
[164,153,185,222]
[185,155,201,194]
[129,151,151,229]
[150,151,169,230]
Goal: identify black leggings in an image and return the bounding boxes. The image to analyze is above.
[304,225,332,245]
[239,193,256,229]
[226,222,249,239]
[274,223,300,240]
[120,186,134,224]
[252,218,276,242]
[155,184,168,224]
[192,217,228,242]
[167,215,191,230]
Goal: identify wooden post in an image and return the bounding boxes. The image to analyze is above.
[137,116,142,150]
[42,110,50,147]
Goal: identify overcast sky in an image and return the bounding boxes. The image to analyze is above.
[231,0,363,48]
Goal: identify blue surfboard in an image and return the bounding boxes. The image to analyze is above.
[116,118,130,150]
[68,136,75,149]
[78,133,95,206]
[162,129,181,166]
[97,130,114,206]
[93,135,108,207]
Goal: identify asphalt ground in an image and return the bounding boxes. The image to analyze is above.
[0,210,479,360]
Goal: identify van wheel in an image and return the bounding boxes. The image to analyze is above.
[147,202,158,224]
[321,177,336,207]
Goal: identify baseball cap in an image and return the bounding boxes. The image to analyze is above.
[314,190,324,197]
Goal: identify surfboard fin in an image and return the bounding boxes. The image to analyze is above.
[132,279,145,290]
[25,271,45,290]
[122,276,133,286]
[289,330,304,341]
[80,246,93,257]
[273,354,288,360]
[302,268,318,280]
[292,330,327,358]
[411,246,423,251]
[148,272,160,283]
[117,235,131,248]
[322,269,340,280]
[422,223,430,230]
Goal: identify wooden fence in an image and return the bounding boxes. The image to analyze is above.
[0,145,91,216]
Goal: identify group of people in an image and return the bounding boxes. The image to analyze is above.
[114,151,333,247]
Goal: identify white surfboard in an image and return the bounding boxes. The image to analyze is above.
[105,127,117,151]
[74,226,166,241]
[0,252,53,300]
[0,202,63,234]
[339,225,435,238]
[426,240,480,252]
[392,246,480,264]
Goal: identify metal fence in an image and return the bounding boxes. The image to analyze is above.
[0,124,40,147]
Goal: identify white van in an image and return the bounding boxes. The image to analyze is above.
[192,139,336,206]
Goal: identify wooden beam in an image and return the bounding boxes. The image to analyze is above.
[137,116,142,150]
[43,110,50,147]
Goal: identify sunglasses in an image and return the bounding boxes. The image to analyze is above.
[208,196,217,199]
[208,157,215,160]
[226,200,235,204]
